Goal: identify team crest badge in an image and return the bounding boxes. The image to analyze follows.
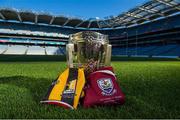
[97,78,115,95]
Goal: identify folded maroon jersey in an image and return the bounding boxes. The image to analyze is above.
[83,66,125,108]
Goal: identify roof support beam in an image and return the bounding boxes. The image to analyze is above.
[119,20,137,27]
[49,16,55,24]
[75,20,84,28]
[97,20,101,28]
[116,16,131,23]
[115,17,136,26]
[104,20,116,28]
[139,6,165,17]
[0,12,5,20]
[35,14,38,24]
[63,19,70,26]
[126,13,142,19]
[87,21,92,28]
[154,0,180,10]
[126,12,150,21]
[111,14,128,28]
[16,12,22,22]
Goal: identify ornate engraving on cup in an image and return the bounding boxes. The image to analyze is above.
[66,31,111,74]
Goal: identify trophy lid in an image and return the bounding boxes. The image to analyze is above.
[69,31,109,44]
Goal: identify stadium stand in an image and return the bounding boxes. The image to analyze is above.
[5,45,27,55]
[0,0,179,57]
[112,44,180,58]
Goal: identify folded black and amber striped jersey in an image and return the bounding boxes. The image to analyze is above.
[41,68,85,109]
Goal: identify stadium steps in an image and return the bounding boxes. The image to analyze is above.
[43,47,47,55]
[44,47,48,55]
[0,45,8,54]
[46,47,59,55]
[1,48,9,54]
[24,47,29,55]
[54,47,66,55]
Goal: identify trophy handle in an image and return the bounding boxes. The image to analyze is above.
[104,44,112,66]
[66,44,74,68]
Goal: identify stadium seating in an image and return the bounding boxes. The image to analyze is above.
[5,45,27,55]
[0,44,66,55]
[160,46,180,57]
[0,28,69,38]
[0,14,179,57]
[112,44,180,58]
[105,14,180,38]
[0,22,77,37]
[26,46,46,55]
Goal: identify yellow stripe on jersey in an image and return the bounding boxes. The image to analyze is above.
[73,68,85,109]
[48,68,69,101]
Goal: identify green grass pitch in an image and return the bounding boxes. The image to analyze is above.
[0,60,180,118]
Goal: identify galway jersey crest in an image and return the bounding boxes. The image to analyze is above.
[97,78,115,96]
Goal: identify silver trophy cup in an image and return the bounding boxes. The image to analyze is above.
[66,31,112,74]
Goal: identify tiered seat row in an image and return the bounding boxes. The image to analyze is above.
[0,45,65,55]
[112,44,180,57]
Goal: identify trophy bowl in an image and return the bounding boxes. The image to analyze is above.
[66,31,112,75]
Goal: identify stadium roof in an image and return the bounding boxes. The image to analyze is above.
[0,0,179,29]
